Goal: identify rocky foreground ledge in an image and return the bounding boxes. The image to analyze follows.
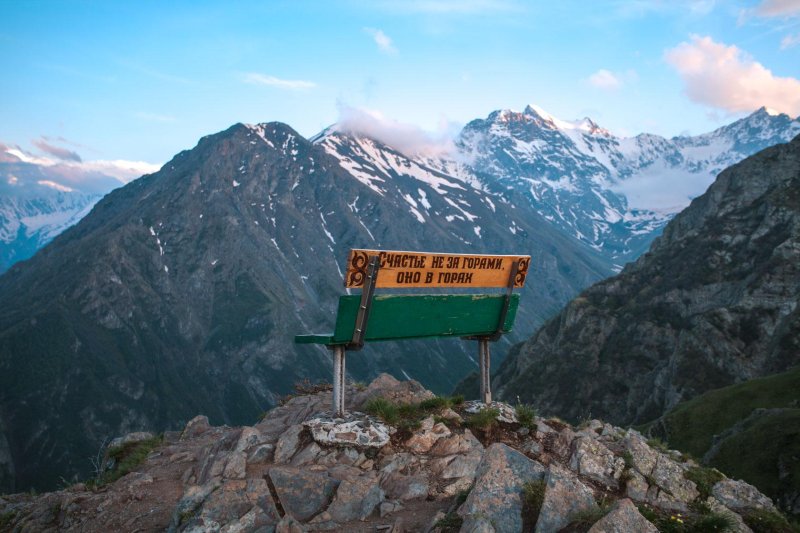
[0,375,787,532]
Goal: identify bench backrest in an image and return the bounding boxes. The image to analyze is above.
[295,249,530,347]
[295,293,520,345]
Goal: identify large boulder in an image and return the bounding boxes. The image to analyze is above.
[587,498,657,533]
[458,443,546,533]
[536,463,597,533]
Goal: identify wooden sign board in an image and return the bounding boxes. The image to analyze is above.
[345,249,530,289]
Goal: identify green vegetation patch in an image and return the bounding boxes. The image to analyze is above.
[686,466,725,500]
[464,408,500,431]
[91,435,163,487]
[0,511,17,529]
[563,504,612,532]
[515,402,536,431]
[654,366,800,458]
[364,395,464,430]
[636,503,734,533]
[522,479,547,530]
[743,509,800,533]
[435,511,464,532]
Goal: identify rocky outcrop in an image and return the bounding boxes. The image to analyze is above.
[0,375,783,532]
[495,134,800,426]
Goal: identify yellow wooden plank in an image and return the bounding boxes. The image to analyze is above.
[344,249,531,289]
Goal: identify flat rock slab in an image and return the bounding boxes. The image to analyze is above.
[458,443,545,533]
[536,462,597,533]
[587,498,657,533]
[268,466,339,522]
[464,401,517,423]
[304,412,393,448]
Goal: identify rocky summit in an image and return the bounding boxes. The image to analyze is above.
[0,375,783,533]
[493,134,800,426]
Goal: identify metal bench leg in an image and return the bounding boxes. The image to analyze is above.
[332,345,346,417]
[480,339,491,404]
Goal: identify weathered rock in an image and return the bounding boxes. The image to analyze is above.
[378,452,416,476]
[405,416,451,453]
[430,430,483,456]
[707,497,754,533]
[247,443,274,464]
[587,498,657,533]
[536,462,597,533]
[569,437,625,489]
[170,478,223,531]
[712,478,776,512]
[351,373,435,409]
[622,431,658,476]
[648,455,698,509]
[624,469,649,501]
[234,427,264,453]
[182,479,275,532]
[182,416,211,440]
[274,424,305,464]
[304,413,392,448]
[223,452,247,480]
[108,431,155,449]
[380,472,429,501]
[314,472,383,523]
[290,442,322,466]
[379,500,404,518]
[463,401,517,423]
[268,466,339,522]
[460,515,496,532]
[275,515,306,533]
[458,443,546,533]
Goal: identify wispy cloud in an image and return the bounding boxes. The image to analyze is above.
[135,111,177,123]
[665,35,800,115]
[364,28,398,55]
[32,137,82,162]
[587,69,622,90]
[334,103,458,158]
[242,72,316,90]
[753,0,800,18]
[781,32,800,48]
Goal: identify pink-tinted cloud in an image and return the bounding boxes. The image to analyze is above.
[754,0,800,17]
[665,35,800,115]
[32,138,82,162]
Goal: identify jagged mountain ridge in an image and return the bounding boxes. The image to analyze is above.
[493,134,800,425]
[0,121,610,492]
[441,105,800,265]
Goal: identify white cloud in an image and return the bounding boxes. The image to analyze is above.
[242,73,316,90]
[781,32,800,48]
[587,69,622,90]
[37,180,74,193]
[754,0,800,17]
[334,104,457,158]
[364,28,398,55]
[665,35,800,115]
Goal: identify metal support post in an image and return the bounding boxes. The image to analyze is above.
[332,345,346,416]
[479,338,492,404]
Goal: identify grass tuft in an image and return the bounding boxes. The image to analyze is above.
[515,403,536,431]
[685,466,724,501]
[521,479,547,530]
[743,509,800,533]
[465,408,500,431]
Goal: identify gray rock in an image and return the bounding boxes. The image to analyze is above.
[536,462,597,533]
[587,498,657,533]
[274,424,305,464]
[622,431,658,476]
[648,455,698,508]
[458,443,546,533]
[170,478,223,531]
[275,515,306,533]
[379,500,404,518]
[712,478,776,512]
[182,416,211,440]
[290,442,322,466]
[315,472,384,523]
[707,497,754,533]
[234,427,264,453]
[304,412,393,448]
[569,437,625,489]
[459,516,496,533]
[268,466,339,522]
[223,452,247,480]
[380,472,429,501]
[430,430,483,456]
[624,469,649,501]
[247,443,274,464]
[108,431,155,449]
[405,416,451,453]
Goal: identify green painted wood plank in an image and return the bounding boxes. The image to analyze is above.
[294,293,519,345]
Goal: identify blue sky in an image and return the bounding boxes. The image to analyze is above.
[1,0,799,172]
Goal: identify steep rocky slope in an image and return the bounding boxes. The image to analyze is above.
[0,376,785,532]
[494,134,800,425]
[0,122,608,493]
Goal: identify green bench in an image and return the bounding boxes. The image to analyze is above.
[295,249,530,416]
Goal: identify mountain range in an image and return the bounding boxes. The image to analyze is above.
[0,106,798,494]
[493,133,800,427]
